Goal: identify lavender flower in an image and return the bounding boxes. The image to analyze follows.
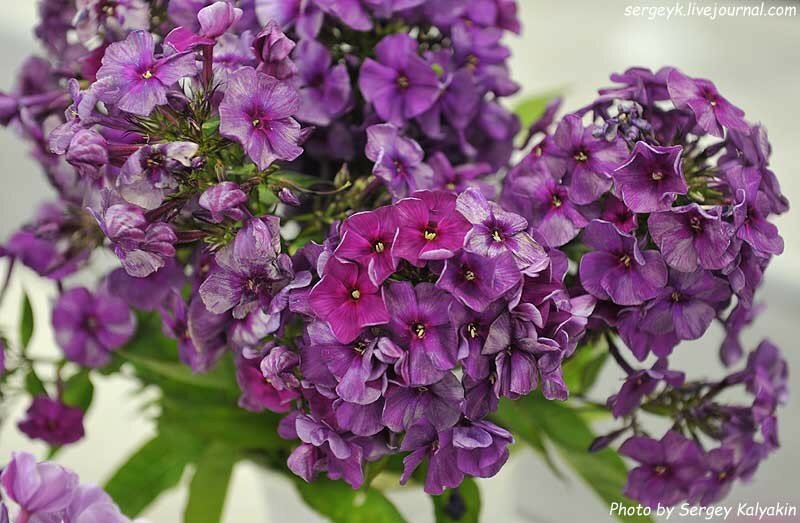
[253,21,297,80]
[198,181,248,223]
[293,39,351,126]
[365,124,433,198]
[1,452,79,516]
[334,207,398,285]
[118,141,198,209]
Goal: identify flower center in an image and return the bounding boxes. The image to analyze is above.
[574,151,588,162]
[396,75,410,89]
[491,229,503,242]
[466,54,479,70]
[373,240,385,253]
[651,170,664,181]
[654,465,668,475]
[670,290,681,302]
[467,322,479,339]
[552,194,562,208]
[689,216,703,232]
[142,69,154,80]
[412,322,426,339]
[350,289,361,300]
[619,254,632,268]
[717,471,728,481]
[251,118,261,128]
[423,228,437,241]
[353,341,366,354]
[463,269,476,281]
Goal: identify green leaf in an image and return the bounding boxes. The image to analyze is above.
[513,90,562,130]
[24,367,47,396]
[516,395,651,523]
[62,370,94,412]
[184,442,238,523]
[117,349,235,392]
[296,478,407,523]
[562,339,609,396]
[492,400,564,479]
[105,429,204,517]
[432,478,481,523]
[19,291,34,351]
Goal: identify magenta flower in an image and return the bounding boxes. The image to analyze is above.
[94,31,196,116]
[236,352,298,413]
[365,124,433,198]
[667,69,749,138]
[334,207,398,285]
[358,33,439,125]
[0,452,79,516]
[578,220,667,306]
[18,396,85,446]
[308,258,390,344]
[613,141,687,213]
[52,287,136,368]
[436,250,521,312]
[219,67,303,170]
[392,190,471,266]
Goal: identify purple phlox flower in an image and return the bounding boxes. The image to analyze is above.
[92,199,178,277]
[277,187,301,206]
[550,114,628,205]
[452,420,513,478]
[253,21,297,80]
[74,0,149,44]
[469,99,520,168]
[334,206,398,285]
[415,53,481,138]
[724,124,788,214]
[719,301,763,367]
[365,123,433,198]
[688,447,738,506]
[18,395,86,446]
[289,413,365,488]
[59,483,131,523]
[165,2,243,51]
[94,31,197,116]
[0,340,5,376]
[612,141,687,213]
[600,195,637,234]
[255,0,324,39]
[456,187,549,275]
[118,141,198,209]
[450,301,506,380]
[579,220,667,306]
[726,166,784,255]
[293,39,352,126]
[0,452,79,515]
[667,69,749,138]
[648,204,735,272]
[384,282,457,386]
[523,96,562,144]
[482,312,542,400]
[400,421,463,495]
[607,360,685,418]
[212,32,257,81]
[261,345,301,391]
[53,286,136,368]
[65,128,108,180]
[178,293,229,371]
[199,216,289,318]
[236,351,299,412]
[501,159,588,247]
[358,33,439,125]
[392,190,471,265]
[313,0,373,30]
[198,181,248,223]
[334,397,386,437]
[616,306,679,361]
[107,260,184,311]
[743,340,788,411]
[382,372,464,432]
[594,102,653,144]
[619,431,707,508]
[450,22,517,96]
[219,66,303,170]
[722,242,766,310]
[598,66,672,107]
[428,152,494,196]
[228,307,281,350]
[437,250,520,312]
[308,257,390,344]
[463,374,499,420]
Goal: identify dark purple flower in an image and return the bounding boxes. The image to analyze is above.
[382,372,464,432]
[600,195,637,234]
[236,351,299,413]
[450,301,506,380]
[616,306,679,361]
[452,420,513,478]
[260,345,301,392]
[613,141,687,213]
[641,269,730,341]
[728,166,784,255]
[384,282,457,386]
[689,447,738,506]
[65,128,108,179]
[667,69,748,138]
[400,421,463,495]
[314,0,373,30]
[162,292,229,372]
[219,66,303,170]
[289,413,365,488]
[579,220,667,306]
[607,360,684,418]
[550,114,628,204]
[92,201,178,278]
[365,124,433,198]
[358,33,439,125]
[74,0,149,44]
[198,181,248,223]
[165,2,243,51]
[94,31,197,116]
[648,204,735,272]
[451,22,517,96]
[309,258,390,344]
[18,395,86,446]
[392,191,471,266]
[293,39,351,126]
[437,250,520,312]
[620,431,707,508]
[253,21,297,80]
[334,207,398,285]
[118,141,198,209]
[52,287,136,368]
[428,152,493,195]
[199,217,289,318]
[255,0,324,39]
[743,340,788,410]
[0,452,79,515]
[456,187,549,275]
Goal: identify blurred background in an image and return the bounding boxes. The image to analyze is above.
[1,1,798,521]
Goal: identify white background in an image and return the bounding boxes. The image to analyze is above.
[1,1,799,521]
